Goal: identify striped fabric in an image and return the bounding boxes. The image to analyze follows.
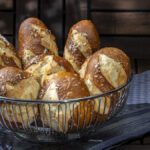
[127,70,150,104]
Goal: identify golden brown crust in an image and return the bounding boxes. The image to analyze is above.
[52,56,75,73]
[40,71,85,99]
[0,67,40,129]
[45,71,89,99]
[84,52,116,121]
[0,34,16,53]
[79,57,91,79]
[18,18,47,56]
[64,20,100,73]
[25,54,75,73]
[40,71,92,132]
[65,38,86,66]
[18,17,58,67]
[84,47,130,93]
[0,34,22,69]
[81,47,130,123]
[25,54,76,85]
[1,55,18,68]
[25,54,45,69]
[0,66,39,100]
[0,67,30,96]
[0,67,30,83]
[99,47,130,77]
[54,72,91,131]
[22,38,54,56]
[69,20,100,52]
[85,52,115,93]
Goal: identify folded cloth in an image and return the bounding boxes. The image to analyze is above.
[127,70,150,104]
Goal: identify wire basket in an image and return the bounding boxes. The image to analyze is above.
[0,75,132,143]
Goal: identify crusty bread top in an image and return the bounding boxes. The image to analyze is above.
[52,55,75,73]
[25,54,75,73]
[0,67,30,96]
[22,38,53,56]
[79,57,91,79]
[64,20,100,73]
[0,34,15,51]
[40,71,89,99]
[84,47,130,92]
[18,17,58,58]
[99,47,130,77]
[85,51,115,93]
[24,54,48,69]
[18,17,47,49]
[0,34,22,69]
[68,20,100,52]
[65,36,86,66]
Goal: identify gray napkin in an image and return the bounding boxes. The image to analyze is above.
[127,70,150,104]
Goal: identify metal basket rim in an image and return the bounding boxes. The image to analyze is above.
[0,73,133,104]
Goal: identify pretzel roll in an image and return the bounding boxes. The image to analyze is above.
[79,47,130,121]
[64,20,100,73]
[0,67,40,128]
[79,57,91,79]
[39,71,92,133]
[0,34,21,69]
[18,17,58,67]
[25,54,75,85]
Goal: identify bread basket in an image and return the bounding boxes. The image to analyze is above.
[0,74,132,143]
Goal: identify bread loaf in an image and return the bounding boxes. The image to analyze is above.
[18,17,58,68]
[0,34,21,69]
[39,71,92,133]
[25,54,75,85]
[79,47,130,121]
[64,20,100,73]
[0,67,40,128]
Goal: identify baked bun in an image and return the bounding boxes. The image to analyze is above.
[18,17,58,68]
[0,67,40,128]
[64,20,100,73]
[0,34,21,69]
[39,71,92,133]
[25,54,75,84]
[79,57,90,79]
[79,47,130,121]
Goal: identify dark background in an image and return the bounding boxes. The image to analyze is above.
[0,0,150,74]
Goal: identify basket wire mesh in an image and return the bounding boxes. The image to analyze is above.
[0,75,132,142]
